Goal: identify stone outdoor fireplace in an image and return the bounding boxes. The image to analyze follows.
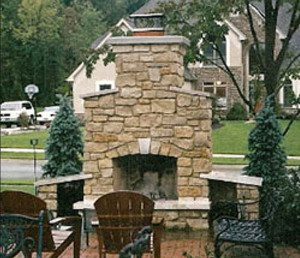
[81,36,213,229]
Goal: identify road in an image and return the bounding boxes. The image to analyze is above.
[1,159,46,179]
[0,159,245,179]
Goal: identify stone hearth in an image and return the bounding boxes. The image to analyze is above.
[81,36,213,229]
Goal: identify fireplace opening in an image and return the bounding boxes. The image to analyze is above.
[113,154,177,200]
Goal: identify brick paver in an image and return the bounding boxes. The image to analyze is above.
[59,231,300,258]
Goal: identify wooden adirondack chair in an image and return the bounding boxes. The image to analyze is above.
[0,191,81,258]
[94,191,164,258]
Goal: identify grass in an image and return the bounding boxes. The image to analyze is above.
[213,157,300,166]
[1,152,45,160]
[1,130,48,149]
[212,120,300,156]
[0,179,35,195]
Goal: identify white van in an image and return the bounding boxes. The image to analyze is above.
[0,101,35,127]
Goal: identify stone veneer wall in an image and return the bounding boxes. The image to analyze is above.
[38,184,57,210]
[82,36,213,229]
[237,183,260,219]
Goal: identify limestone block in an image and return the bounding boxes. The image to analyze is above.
[133,45,150,52]
[133,104,151,114]
[117,145,129,156]
[169,145,182,157]
[186,110,210,120]
[132,131,150,138]
[113,45,133,53]
[93,108,114,116]
[189,178,208,186]
[149,68,161,82]
[83,161,99,173]
[46,200,57,210]
[177,157,192,167]
[90,153,105,160]
[115,98,137,106]
[178,177,189,186]
[93,115,108,122]
[187,219,209,230]
[161,75,182,86]
[194,132,209,147]
[86,123,103,132]
[178,186,201,197]
[162,115,187,125]
[154,52,179,63]
[85,109,92,122]
[122,53,140,62]
[175,126,194,138]
[84,185,92,195]
[92,185,114,195]
[177,94,192,107]
[39,185,56,193]
[98,178,114,185]
[193,158,211,173]
[116,74,136,87]
[164,221,187,229]
[151,128,173,137]
[84,100,98,108]
[160,66,171,75]
[179,211,201,218]
[164,211,179,221]
[171,139,194,150]
[151,99,175,113]
[98,94,115,109]
[120,87,142,98]
[115,106,132,117]
[136,72,149,81]
[103,123,123,133]
[200,120,211,131]
[118,133,134,142]
[128,142,139,154]
[140,114,162,127]
[85,131,92,141]
[105,149,119,158]
[156,90,176,99]
[83,153,90,161]
[143,90,156,99]
[142,81,153,90]
[109,116,124,122]
[124,117,139,127]
[93,133,118,142]
[150,141,161,154]
[98,159,113,168]
[123,62,145,72]
[151,45,169,52]
[85,142,108,153]
[178,167,193,176]
[140,54,153,62]
[160,143,170,155]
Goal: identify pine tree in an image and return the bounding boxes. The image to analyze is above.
[245,97,287,186]
[43,95,83,177]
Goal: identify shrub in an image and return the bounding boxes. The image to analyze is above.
[226,102,247,120]
[43,95,83,178]
[17,112,29,128]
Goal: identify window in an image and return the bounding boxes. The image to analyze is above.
[96,80,114,91]
[22,103,32,110]
[203,36,226,65]
[203,82,227,107]
[283,79,295,107]
[249,43,265,75]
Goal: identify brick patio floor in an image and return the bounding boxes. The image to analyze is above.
[59,231,300,258]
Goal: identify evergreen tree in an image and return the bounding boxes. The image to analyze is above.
[245,97,287,190]
[43,95,83,177]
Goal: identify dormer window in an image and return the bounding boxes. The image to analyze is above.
[130,13,164,36]
[203,36,226,66]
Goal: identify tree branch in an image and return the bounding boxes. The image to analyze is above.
[283,108,300,136]
[209,43,253,112]
[245,0,265,71]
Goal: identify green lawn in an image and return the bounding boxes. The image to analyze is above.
[212,120,300,156]
[1,152,45,160]
[213,157,300,166]
[1,130,48,149]
[0,179,35,195]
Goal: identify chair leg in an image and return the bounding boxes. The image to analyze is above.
[74,217,82,258]
[214,240,222,258]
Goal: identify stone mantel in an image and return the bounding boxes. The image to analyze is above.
[35,173,93,187]
[200,171,262,186]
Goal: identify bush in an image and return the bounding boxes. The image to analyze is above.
[43,95,83,178]
[17,112,29,128]
[274,167,300,245]
[226,102,247,120]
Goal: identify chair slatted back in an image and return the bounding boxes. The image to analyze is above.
[94,191,154,253]
[0,191,55,251]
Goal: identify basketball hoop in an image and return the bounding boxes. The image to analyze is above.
[25,84,39,99]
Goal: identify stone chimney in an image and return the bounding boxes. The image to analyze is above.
[82,36,213,229]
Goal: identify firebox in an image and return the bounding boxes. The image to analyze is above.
[113,154,177,200]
